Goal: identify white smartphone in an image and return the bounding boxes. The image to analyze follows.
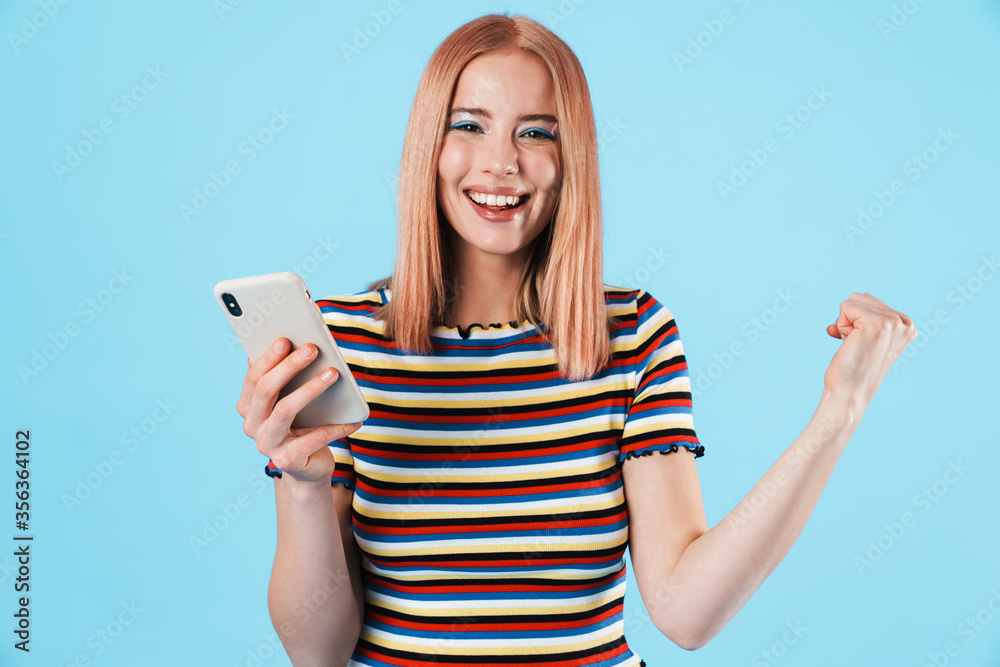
[213,271,370,428]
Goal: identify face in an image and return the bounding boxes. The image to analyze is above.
[436,49,562,271]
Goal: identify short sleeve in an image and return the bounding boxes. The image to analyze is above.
[618,290,704,463]
[264,436,356,489]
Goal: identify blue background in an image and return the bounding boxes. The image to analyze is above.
[2,1,998,665]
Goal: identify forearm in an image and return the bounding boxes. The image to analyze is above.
[269,477,362,667]
[656,389,863,649]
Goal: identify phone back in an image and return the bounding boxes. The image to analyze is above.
[213,271,370,427]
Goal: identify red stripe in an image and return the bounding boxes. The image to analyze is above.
[362,551,626,569]
[354,509,627,538]
[354,471,622,501]
[368,571,623,595]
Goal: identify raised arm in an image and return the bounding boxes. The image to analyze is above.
[624,292,917,649]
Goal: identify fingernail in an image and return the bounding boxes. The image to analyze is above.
[273,339,286,352]
[320,368,335,381]
[299,345,315,359]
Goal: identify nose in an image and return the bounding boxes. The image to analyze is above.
[480,134,518,177]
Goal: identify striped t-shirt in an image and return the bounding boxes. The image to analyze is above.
[265,284,704,666]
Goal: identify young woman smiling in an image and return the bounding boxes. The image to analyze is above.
[236,13,917,667]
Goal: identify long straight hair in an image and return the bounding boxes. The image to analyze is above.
[367,13,617,382]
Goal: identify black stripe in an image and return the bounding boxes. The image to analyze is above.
[361,544,626,565]
[355,635,628,663]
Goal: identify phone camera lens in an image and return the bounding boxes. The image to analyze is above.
[222,292,243,317]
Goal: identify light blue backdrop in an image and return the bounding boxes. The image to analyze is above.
[2,1,998,665]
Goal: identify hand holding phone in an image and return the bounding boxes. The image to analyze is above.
[214,272,370,484]
[238,337,359,484]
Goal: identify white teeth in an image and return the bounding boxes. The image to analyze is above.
[467,191,523,207]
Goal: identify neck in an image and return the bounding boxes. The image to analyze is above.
[443,248,528,327]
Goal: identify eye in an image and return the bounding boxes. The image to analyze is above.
[449,121,482,133]
[521,128,556,140]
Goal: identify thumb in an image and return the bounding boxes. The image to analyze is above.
[834,310,855,338]
[826,323,841,339]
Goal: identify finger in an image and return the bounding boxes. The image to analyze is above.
[238,338,291,418]
[842,293,911,332]
[848,292,906,321]
[826,323,842,339]
[273,423,361,471]
[834,309,855,337]
[849,292,900,313]
[836,293,883,332]
[262,365,341,436]
[246,343,320,429]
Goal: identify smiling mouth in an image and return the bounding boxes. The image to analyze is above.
[465,190,529,211]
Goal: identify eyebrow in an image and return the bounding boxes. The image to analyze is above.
[449,107,557,124]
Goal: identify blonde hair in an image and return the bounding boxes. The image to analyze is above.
[367,13,617,382]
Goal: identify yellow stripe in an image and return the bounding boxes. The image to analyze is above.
[357,535,628,559]
[365,591,623,618]
[355,496,624,522]
[362,459,618,485]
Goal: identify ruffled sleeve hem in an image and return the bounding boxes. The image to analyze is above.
[619,442,705,463]
[264,462,356,489]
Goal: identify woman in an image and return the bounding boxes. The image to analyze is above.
[236,13,916,667]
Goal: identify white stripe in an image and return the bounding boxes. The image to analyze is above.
[357,413,627,443]
[355,526,628,553]
[359,451,614,478]
[362,559,626,580]
[368,580,626,611]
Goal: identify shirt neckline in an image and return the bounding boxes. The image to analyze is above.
[378,287,538,339]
